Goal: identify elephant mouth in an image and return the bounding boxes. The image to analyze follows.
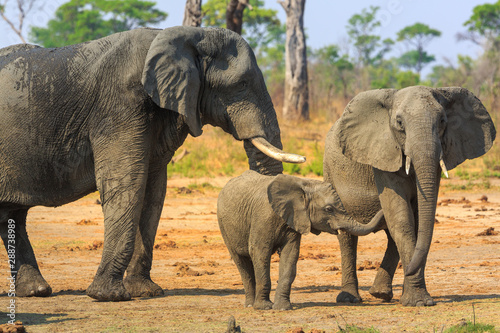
[249,137,306,164]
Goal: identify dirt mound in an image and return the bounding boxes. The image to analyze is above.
[0,321,25,333]
[154,240,177,250]
[76,219,98,225]
[357,260,380,271]
[174,262,214,277]
[476,227,498,236]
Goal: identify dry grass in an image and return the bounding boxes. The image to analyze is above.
[168,98,500,181]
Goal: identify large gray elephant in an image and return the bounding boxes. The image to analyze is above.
[217,170,384,310]
[324,86,496,306]
[0,26,304,301]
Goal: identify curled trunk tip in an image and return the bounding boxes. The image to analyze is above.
[340,209,384,236]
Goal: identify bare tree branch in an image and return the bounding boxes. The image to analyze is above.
[455,31,482,46]
[0,0,40,43]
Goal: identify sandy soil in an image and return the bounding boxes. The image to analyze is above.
[0,176,499,332]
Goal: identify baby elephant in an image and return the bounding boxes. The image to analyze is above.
[217,170,384,310]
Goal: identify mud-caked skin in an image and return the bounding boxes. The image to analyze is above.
[0,26,302,301]
[217,170,384,310]
[323,86,496,306]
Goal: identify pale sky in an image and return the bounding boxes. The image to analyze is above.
[0,0,495,76]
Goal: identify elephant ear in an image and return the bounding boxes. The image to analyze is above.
[337,89,402,172]
[268,174,311,235]
[142,26,203,137]
[437,87,496,170]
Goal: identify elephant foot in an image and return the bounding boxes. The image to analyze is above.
[15,265,52,297]
[253,299,273,310]
[244,296,255,308]
[401,288,435,307]
[124,275,164,297]
[86,276,131,301]
[369,285,393,302]
[272,299,292,311]
[336,289,362,303]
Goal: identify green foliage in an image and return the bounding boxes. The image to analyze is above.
[167,148,209,178]
[346,6,391,66]
[202,0,284,95]
[398,50,435,71]
[369,59,420,89]
[310,45,355,101]
[427,55,475,87]
[30,0,167,47]
[301,142,323,176]
[397,22,442,44]
[202,0,282,51]
[187,182,219,192]
[283,163,301,175]
[396,22,441,73]
[337,325,381,333]
[465,1,500,39]
[444,321,496,333]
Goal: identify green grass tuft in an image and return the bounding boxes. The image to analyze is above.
[444,321,496,333]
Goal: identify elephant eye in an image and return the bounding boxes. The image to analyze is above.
[238,81,247,90]
[396,117,404,131]
[324,205,334,213]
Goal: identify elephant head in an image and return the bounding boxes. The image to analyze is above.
[141,26,304,175]
[267,174,385,236]
[336,86,496,275]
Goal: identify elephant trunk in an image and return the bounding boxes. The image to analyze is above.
[243,105,305,176]
[336,210,384,236]
[405,138,440,276]
[244,134,284,176]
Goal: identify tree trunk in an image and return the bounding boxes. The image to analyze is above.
[226,0,251,35]
[279,0,309,122]
[182,0,202,27]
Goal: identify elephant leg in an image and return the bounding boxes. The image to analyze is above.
[0,209,52,297]
[377,178,433,307]
[86,143,149,301]
[369,229,399,301]
[336,232,361,303]
[250,247,273,310]
[231,252,256,308]
[273,236,300,310]
[124,164,167,297]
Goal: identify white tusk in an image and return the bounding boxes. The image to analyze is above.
[405,155,411,175]
[440,159,449,178]
[250,137,306,164]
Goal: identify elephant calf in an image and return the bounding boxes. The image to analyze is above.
[217,170,384,310]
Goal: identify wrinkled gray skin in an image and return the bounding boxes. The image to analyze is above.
[0,26,298,301]
[217,170,384,310]
[324,86,496,306]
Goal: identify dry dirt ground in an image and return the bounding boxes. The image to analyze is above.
[0,176,499,332]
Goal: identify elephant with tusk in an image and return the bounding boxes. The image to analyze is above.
[324,86,495,306]
[0,26,304,301]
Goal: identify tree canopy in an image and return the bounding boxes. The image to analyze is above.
[396,23,441,74]
[30,0,167,47]
[464,1,500,40]
[202,0,282,52]
[346,6,392,66]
